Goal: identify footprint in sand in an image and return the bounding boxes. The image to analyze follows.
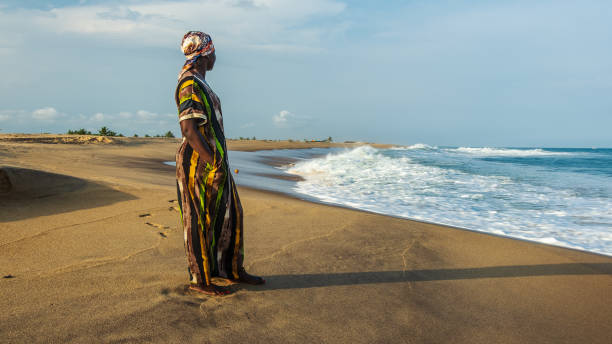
[139,202,179,238]
[145,222,169,230]
[167,200,180,212]
[145,222,170,238]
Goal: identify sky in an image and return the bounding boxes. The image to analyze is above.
[0,0,610,147]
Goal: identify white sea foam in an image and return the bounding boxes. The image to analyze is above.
[392,143,438,150]
[451,147,572,156]
[285,146,612,256]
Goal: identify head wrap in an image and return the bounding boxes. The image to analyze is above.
[180,31,215,77]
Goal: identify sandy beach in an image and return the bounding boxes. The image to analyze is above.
[1,136,611,343]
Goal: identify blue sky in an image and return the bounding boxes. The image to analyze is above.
[0,0,610,147]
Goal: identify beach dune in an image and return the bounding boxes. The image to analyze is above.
[1,137,611,343]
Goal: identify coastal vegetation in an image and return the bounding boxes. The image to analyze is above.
[64,129,340,142]
[66,128,93,135]
[66,127,175,138]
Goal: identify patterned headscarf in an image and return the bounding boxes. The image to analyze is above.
[180,31,215,76]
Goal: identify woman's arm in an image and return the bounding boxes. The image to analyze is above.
[180,119,217,166]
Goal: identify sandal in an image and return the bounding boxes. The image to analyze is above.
[229,267,266,285]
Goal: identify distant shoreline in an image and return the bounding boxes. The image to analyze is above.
[0,133,394,150]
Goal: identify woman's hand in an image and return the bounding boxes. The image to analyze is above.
[180,118,216,166]
[206,149,223,168]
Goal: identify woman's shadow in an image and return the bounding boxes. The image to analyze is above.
[250,262,612,291]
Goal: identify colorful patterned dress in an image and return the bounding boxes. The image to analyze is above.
[175,70,244,286]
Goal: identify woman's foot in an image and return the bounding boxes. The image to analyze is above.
[188,283,232,296]
[230,267,266,285]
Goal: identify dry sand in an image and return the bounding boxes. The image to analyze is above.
[0,136,611,343]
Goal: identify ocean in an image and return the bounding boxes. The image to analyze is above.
[175,145,612,256]
[282,145,612,257]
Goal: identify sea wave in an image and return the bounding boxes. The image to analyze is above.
[391,143,438,150]
[284,146,612,256]
[451,147,572,156]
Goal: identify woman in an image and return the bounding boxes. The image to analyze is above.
[175,31,264,296]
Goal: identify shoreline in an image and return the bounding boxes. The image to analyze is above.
[2,136,610,257]
[227,146,612,258]
[0,133,395,150]
[3,135,609,257]
[1,137,611,343]
[240,184,612,259]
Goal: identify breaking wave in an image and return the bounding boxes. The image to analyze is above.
[284,146,612,256]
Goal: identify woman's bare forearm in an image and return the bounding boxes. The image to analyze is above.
[180,119,215,165]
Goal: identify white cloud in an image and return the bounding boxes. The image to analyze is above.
[273,110,310,128]
[0,106,179,136]
[273,110,292,126]
[136,110,157,119]
[89,110,174,129]
[0,110,27,124]
[32,107,60,120]
[241,122,255,128]
[90,110,169,124]
[0,0,347,52]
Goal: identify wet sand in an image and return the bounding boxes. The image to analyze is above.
[1,137,611,343]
